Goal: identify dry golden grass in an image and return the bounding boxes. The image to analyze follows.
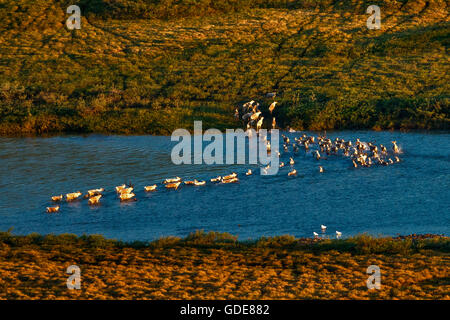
[0,0,448,134]
[0,233,448,299]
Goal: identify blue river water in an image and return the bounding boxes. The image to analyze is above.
[0,131,448,241]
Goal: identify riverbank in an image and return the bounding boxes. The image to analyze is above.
[1,0,449,135]
[0,231,448,299]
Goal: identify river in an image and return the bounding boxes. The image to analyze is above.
[0,131,448,241]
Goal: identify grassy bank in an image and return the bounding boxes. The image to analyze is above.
[0,0,449,135]
[0,231,448,299]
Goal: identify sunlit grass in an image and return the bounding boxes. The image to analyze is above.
[0,230,448,299]
[0,0,448,135]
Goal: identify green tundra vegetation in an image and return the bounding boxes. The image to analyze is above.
[0,231,448,299]
[0,0,449,135]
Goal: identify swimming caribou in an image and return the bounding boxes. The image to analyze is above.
[44,126,404,243]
